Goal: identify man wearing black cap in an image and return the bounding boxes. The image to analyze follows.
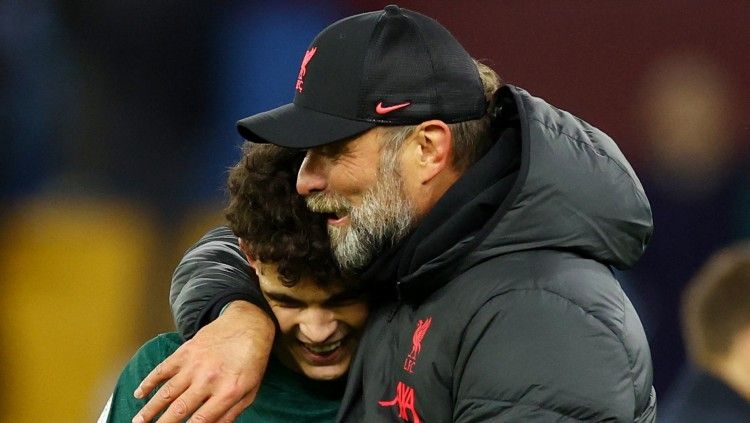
[135,5,657,422]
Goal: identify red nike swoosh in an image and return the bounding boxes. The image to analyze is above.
[375,101,411,114]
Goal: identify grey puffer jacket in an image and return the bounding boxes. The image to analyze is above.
[171,85,656,422]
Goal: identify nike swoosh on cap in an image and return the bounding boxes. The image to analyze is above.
[375,101,411,114]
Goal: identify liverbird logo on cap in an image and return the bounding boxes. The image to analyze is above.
[295,47,317,92]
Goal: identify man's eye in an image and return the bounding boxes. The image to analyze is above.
[329,299,357,307]
[275,301,304,309]
[317,146,339,158]
[326,296,365,308]
[315,139,348,157]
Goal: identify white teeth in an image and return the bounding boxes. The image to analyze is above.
[305,340,342,354]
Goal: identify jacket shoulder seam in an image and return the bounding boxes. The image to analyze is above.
[528,115,634,181]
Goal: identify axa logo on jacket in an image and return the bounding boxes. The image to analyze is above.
[378,316,433,423]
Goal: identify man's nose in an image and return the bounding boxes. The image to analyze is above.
[297,152,327,196]
[298,308,338,344]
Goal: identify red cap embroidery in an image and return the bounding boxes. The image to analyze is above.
[295,47,317,93]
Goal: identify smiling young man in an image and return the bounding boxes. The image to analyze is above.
[247,259,367,382]
[134,5,656,422]
[99,144,367,422]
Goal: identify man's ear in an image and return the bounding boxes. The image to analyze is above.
[412,120,454,184]
[238,238,259,274]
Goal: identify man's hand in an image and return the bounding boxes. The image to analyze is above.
[132,301,275,423]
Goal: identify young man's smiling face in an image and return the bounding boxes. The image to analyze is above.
[253,261,368,381]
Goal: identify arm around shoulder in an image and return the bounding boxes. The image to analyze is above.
[170,226,273,339]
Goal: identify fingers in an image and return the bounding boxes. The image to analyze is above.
[135,353,182,399]
[130,310,272,423]
[216,394,256,423]
[144,369,250,423]
[133,373,192,423]
[151,386,210,423]
[185,390,256,423]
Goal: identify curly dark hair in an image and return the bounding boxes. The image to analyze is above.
[225,142,341,287]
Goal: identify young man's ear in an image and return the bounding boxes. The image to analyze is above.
[238,238,259,274]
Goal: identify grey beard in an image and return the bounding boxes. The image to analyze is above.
[306,173,415,272]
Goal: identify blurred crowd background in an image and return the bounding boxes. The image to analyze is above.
[2,1,749,421]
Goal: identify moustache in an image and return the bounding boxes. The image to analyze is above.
[306,192,353,215]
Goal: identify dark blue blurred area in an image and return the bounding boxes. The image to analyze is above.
[2,0,352,222]
[2,0,71,200]
[196,1,352,206]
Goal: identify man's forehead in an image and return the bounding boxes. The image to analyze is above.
[308,127,383,156]
[259,274,360,298]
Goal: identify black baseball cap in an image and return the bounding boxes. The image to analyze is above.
[236,5,485,149]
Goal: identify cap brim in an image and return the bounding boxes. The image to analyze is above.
[236,103,376,149]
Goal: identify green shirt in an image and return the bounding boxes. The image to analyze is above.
[103,332,343,422]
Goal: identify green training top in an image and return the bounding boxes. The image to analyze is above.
[102,332,344,422]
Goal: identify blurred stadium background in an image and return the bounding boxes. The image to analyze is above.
[2,1,749,421]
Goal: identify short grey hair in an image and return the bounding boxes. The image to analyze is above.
[378,59,502,171]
